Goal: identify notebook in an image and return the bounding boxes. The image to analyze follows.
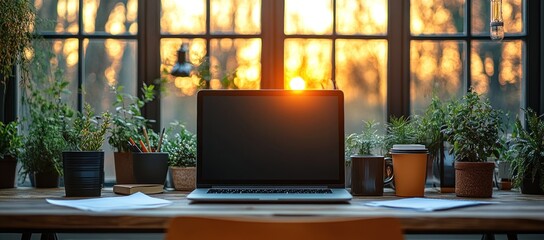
[187,90,352,202]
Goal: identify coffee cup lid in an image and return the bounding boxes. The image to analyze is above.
[390,144,427,153]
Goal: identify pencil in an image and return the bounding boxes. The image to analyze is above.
[139,139,149,152]
[142,126,151,152]
[157,128,165,152]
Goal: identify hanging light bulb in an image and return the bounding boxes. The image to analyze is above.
[490,0,504,41]
[170,43,193,77]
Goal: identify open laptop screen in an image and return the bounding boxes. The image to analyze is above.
[197,90,344,187]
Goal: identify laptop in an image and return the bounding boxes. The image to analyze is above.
[187,90,352,202]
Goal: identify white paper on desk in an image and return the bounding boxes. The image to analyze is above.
[365,198,495,212]
[46,192,172,212]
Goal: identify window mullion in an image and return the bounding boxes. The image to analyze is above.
[261,0,284,89]
[387,0,407,118]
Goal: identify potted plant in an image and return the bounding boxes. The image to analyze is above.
[162,122,197,191]
[108,84,155,183]
[443,90,502,198]
[345,120,383,188]
[496,133,514,191]
[62,103,111,197]
[509,108,544,195]
[0,121,23,188]
[0,0,35,123]
[415,96,455,192]
[20,74,73,188]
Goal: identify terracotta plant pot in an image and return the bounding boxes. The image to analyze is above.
[0,156,17,188]
[455,162,495,198]
[114,152,135,184]
[171,167,196,191]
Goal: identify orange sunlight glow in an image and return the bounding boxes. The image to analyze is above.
[289,77,306,90]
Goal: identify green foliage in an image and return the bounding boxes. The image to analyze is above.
[413,96,447,160]
[64,103,111,151]
[20,81,73,175]
[443,90,502,162]
[0,121,23,159]
[108,84,155,152]
[345,120,383,157]
[162,122,196,167]
[383,116,417,154]
[0,0,35,84]
[509,108,544,191]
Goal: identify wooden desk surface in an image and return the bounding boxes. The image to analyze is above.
[0,188,543,234]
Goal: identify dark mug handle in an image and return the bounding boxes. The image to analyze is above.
[384,157,394,188]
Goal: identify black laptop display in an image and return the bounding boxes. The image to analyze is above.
[187,90,352,202]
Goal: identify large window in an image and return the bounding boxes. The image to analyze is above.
[26,0,541,181]
[31,0,138,180]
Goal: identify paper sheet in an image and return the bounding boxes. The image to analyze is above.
[46,192,172,212]
[364,198,495,212]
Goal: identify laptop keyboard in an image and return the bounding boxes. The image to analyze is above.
[207,188,333,194]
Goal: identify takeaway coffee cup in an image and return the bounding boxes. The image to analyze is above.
[390,144,428,197]
[350,156,393,196]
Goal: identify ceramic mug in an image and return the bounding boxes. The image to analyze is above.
[350,155,393,196]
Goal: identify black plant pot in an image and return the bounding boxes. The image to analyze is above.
[34,170,60,188]
[63,151,104,197]
[0,156,17,188]
[133,152,168,184]
[520,174,544,195]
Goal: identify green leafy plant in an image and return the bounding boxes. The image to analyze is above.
[0,121,23,159]
[162,122,197,167]
[442,90,502,162]
[346,120,383,157]
[509,108,544,191]
[20,74,73,176]
[383,116,417,154]
[108,84,155,152]
[64,103,111,151]
[0,0,34,84]
[413,96,447,161]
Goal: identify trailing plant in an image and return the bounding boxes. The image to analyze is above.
[108,84,155,152]
[346,120,383,157]
[0,0,34,84]
[510,108,544,191]
[0,121,23,159]
[162,121,197,168]
[442,90,502,162]
[64,103,111,151]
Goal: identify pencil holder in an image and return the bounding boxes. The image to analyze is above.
[132,152,169,185]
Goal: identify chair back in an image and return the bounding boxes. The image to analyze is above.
[166,216,404,240]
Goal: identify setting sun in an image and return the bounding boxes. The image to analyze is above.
[289,77,306,90]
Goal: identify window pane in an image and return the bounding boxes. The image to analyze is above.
[471,40,524,125]
[472,0,524,35]
[161,38,207,96]
[160,39,207,134]
[285,0,333,35]
[209,38,262,90]
[284,39,332,89]
[410,0,465,36]
[161,0,206,34]
[410,41,466,114]
[210,0,261,34]
[336,39,387,134]
[336,0,387,35]
[33,0,79,33]
[26,39,79,110]
[83,39,137,179]
[82,0,138,35]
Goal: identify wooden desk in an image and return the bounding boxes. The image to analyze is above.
[0,188,543,235]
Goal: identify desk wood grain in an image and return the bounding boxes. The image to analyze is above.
[0,188,543,234]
